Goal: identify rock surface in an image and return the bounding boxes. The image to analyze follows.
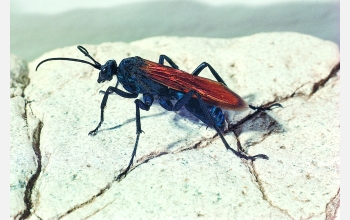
[10,32,340,219]
[10,54,30,98]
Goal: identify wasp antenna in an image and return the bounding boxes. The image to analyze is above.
[77,45,89,55]
[36,57,101,71]
[77,45,101,69]
[36,46,102,71]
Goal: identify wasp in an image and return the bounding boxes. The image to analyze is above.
[36,46,282,179]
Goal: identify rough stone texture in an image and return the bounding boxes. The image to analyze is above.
[10,32,340,219]
[10,54,30,98]
[10,57,38,219]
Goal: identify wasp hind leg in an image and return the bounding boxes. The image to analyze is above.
[161,89,268,161]
[249,103,283,111]
[190,63,283,111]
[191,91,268,160]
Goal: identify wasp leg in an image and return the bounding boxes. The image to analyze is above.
[158,90,195,112]
[192,91,269,160]
[249,103,283,111]
[88,87,138,136]
[191,62,227,85]
[191,63,283,110]
[99,81,119,95]
[159,55,226,85]
[158,55,179,69]
[117,93,154,179]
[165,90,268,160]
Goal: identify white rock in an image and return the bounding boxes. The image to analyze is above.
[10,54,29,98]
[10,97,38,218]
[10,32,339,219]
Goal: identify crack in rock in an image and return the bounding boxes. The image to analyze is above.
[326,188,340,220]
[22,100,34,138]
[211,125,294,218]
[116,151,169,181]
[19,120,43,220]
[175,138,212,153]
[249,163,294,219]
[57,183,113,219]
[83,199,116,219]
[310,62,340,96]
[57,151,169,219]
[227,107,291,218]
[257,62,340,105]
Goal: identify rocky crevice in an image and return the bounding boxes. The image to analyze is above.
[325,188,340,220]
[249,162,294,219]
[230,129,293,218]
[57,183,113,219]
[310,62,340,96]
[19,120,43,220]
[56,150,169,219]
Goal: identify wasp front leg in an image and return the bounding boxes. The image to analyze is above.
[116,93,154,179]
[88,87,138,136]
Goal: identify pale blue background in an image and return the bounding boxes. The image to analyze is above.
[10,0,339,62]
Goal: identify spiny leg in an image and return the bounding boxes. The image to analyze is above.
[117,93,154,179]
[88,86,138,136]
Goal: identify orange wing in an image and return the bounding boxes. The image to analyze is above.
[140,59,248,110]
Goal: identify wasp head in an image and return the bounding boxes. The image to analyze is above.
[97,60,117,83]
[35,45,119,84]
